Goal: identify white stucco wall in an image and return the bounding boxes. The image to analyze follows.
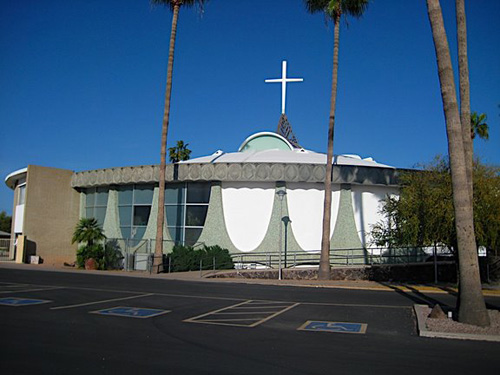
[287,183,340,252]
[351,185,399,247]
[221,182,275,252]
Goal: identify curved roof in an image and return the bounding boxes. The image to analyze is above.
[238,132,294,152]
[5,167,27,190]
[186,148,393,169]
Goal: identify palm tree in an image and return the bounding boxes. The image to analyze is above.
[304,0,369,280]
[470,112,489,141]
[456,0,473,203]
[169,140,192,163]
[426,0,489,327]
[150,0,206,271]
[72,218,106,248]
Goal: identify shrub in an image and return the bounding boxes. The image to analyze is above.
[168,244,234,272]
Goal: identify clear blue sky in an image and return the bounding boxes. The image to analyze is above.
[1,0,499,214]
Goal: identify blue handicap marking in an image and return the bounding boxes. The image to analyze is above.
[93,306,171,319]
[299,320,367,334]
[0,297,51,306]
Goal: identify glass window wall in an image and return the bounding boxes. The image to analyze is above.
[165,182,210,246]
[118,184,154,241]
[84,187,109,227]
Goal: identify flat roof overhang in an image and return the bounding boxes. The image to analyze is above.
[5,167,28,190]
[71,162,399,189]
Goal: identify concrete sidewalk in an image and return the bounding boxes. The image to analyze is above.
[2,261,499,296]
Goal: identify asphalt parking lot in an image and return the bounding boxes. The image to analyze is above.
[1,267,499,374]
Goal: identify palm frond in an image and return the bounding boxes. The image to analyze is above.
[150,0,207,12]
[304,0,369,22]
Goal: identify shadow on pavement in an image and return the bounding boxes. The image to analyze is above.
[377,282,453,308]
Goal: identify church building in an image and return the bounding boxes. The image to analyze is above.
[4,61,399,267]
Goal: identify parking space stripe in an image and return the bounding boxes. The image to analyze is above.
[247,303,300,327]
[184,300,300,328]
[232,305,292,309]
[0,282,413,310]
[215,311,279,315]
[50,293,154,310]
[0,287,65,294]
[185,300,251,321]
[201,318,262,322]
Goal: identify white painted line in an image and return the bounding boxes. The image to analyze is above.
[184,300,300,328]
[0,282,414,309]
[248,303,300,327]
[300,301,410,309]
[0,287,65,294]
[214,311,280,315]
[50,293,154,310]
[0,284,30,288]
[232,305,292,309]
[201,318,263,322]
[186,320,255,327]
[184,300,252,322]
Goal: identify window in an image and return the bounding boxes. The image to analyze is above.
[84,187,109,226]
[118,184,154,241]
[18,184,26,205]
[165,182,210,246]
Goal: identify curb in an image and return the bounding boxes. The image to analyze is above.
[414,304,500,342]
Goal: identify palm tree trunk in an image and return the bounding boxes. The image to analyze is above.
[319,14,341,280]
[456,0,473,203]
[154,3,180,271]
[426,0,489,327]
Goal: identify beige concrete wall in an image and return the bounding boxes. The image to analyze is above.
[9,185,19,259]
[23,165,80,265]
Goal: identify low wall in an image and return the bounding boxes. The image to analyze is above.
[210,262,460,283]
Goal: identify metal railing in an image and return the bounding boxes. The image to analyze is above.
[229,246,454,269]
[0,239,11,260]
[104,238,206,273]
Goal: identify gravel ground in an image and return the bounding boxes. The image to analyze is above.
[425,307,500,335]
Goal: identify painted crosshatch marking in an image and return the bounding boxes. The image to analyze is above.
[91,306,171,319]
[184,300,299,327]
[298,321,367,334]
[0,297,52,306]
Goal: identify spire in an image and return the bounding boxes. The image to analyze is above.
[276,113,300,148]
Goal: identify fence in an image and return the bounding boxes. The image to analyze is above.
[105,238,206,273]
[229,246,450,270]
[0,239,10,260]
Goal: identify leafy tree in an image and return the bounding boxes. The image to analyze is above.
[0,211,12,233]
[150,0,207,271]
[304,0,370,280]
[472,163,500,256]
[371,157,454,251]
[372,157,499,322]
[372,157,500,255]
[169,140,192,163]
[426,0,489,326]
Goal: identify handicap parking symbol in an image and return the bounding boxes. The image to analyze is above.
[92,306,171,319]
[0,297,51,306]
[298,320,367,334]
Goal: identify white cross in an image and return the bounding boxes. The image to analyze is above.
[265,60,303,114]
